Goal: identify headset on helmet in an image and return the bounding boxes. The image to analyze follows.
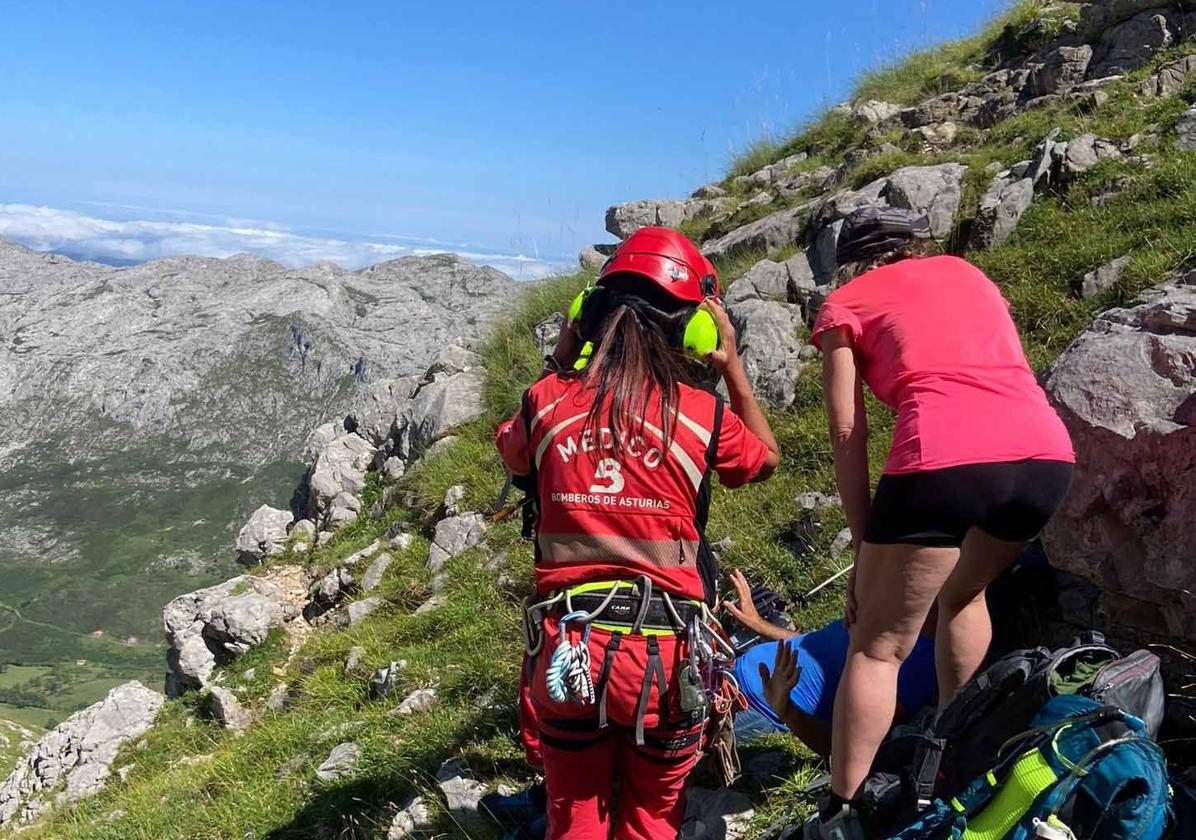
[567,227,721,365]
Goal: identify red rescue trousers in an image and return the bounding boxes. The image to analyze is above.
[530,616,707,840]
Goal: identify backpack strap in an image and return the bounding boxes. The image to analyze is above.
[515,389,540,547]
[693,396,725,606]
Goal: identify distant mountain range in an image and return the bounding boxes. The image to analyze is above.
[0,239,519,705]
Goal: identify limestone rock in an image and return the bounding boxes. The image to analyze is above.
[0,682,162,825]
[361,552,394,593]
[680,787,755,840]
[426,513,488,573]
[406,346,485,454]
[164,575,299,697]
[0,246,517,607]
[970,175,1035,249]
[1088,11,1178,78]
[1029,45,1093,96]
[1058,133,1122,176]
[1178,106,1196,151]
[369,660,407,701]
[738,153,810,189]
[1139,54,1196,98]
[692,183,728,199]
[725,270,805,410]
[394,688,437,715]
[1043,276,1196,642]
[387,795,434,838]
[351,375,419,448]
[1078,0,1177,40]
[884,163,967,239]
[605,198,730,239]
[235,505,294,564]
[701,203,814,261]
[291,519,317,542]
[383,456,406,480]
[389,532,415,551]
[348,596,384,626]
[207,685,253,734]
[1074,255,1132,299]
[851,100,902,126]
[435,759,488,837]
[315,742,360,782]
[578,245,609,270]
[304,423,376,525]
[443,485,466,518]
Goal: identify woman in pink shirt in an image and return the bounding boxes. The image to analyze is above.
[804,207,1074,838]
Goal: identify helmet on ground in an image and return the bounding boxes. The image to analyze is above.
[598,226,719,304]
[835,206,933,267]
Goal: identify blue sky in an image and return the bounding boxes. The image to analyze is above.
[0,0,1011,275]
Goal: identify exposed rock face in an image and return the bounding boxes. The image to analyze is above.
[435,759,489,837]
[970,175,1035,249]
[1178,105,1196,150]
[0,682,162,825]
[293,343,485,530]
[0,240,518,659]
[1043,276,1196,642]
[1074,255,1132,299]
[235,505,294,564]
[1139,54,1196,97]
[1029,46,1094,96]
[1089,11,1179,77]
[725,259,807,410]
[208,685,253,734]
[315,742,360,782]
[884,163,967,239]
[605,198,730,239]
[426,513,489,574]
[701,204,814,260]
[164,574,300,697]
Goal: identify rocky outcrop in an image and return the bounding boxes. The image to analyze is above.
[1043,275,1196,642]
[970,174,1035,249]
[315,742,360,782]
[701,203,814,260]
[164,573,300,697]
[1073,255,1132,299]
[725,258,809,410]
[427,513,488,588]
[292,342,486,530]
[1139,54,1196,97]
[235,505,294,564]
[0,682,162,825]
[605,198,731,239]
[1179,105,1196,150]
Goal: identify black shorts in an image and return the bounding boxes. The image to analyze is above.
[864,460,1074,548]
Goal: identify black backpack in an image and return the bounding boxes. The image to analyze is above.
[862,632,1166,831]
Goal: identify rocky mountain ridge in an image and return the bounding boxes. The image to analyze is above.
[0,238,520,708]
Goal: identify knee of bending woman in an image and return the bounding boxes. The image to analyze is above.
[850,630,919,666]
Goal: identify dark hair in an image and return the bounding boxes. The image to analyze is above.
[834,238,939,284]
[575,279,696,453]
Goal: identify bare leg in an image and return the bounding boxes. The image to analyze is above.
[935,528,1025,706]
[829,542,959,799]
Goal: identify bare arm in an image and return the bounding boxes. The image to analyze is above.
[821,327,870,549]
[705,300,780,480]
[722,569,800,640]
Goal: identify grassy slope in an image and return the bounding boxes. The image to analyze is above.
[13,2,1196,837]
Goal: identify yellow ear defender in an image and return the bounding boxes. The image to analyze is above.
[566,286,720,369]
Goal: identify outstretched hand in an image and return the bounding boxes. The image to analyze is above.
[758,640,800,718]
[722,569,763,629]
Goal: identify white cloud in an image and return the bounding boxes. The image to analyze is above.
[0,203,564,280]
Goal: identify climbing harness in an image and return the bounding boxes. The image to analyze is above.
[524,575,743,747]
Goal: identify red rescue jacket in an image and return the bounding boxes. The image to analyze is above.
[496,373,769,603]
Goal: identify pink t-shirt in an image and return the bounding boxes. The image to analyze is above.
[811,255,1074,475]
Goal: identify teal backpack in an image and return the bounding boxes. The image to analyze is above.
[887,695,1171,840]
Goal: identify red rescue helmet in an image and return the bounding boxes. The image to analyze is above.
[598,227,719,304]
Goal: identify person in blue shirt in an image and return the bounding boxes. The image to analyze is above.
[725,569,938,756]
